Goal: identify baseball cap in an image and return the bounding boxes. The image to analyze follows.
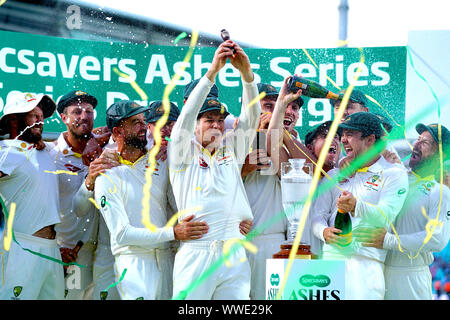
[374,113,393,133]
[198,97,229,118]
[57,90,98,114]
[331,89,368,107]
[0,92,56,135]
[184,78,219,100]
[145,101,180,123]
[339,112,383,139]
[257,83,279,97]
[304,120,342,146]
[106,100,150,131]
[416,123,450,154]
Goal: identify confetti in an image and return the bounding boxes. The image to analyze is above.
[102,268,127,298]
[88,198,100,210]
[112,67,148,101]
[44,170,78,176]
[173,32,187,45]
[141,30,199,233]
[3,202,16,251]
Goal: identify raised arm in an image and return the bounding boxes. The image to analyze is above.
[228,42,261,163]
[169,42,233,167]
[266,76,303,176]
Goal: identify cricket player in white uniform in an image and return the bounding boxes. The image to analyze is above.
[0,92,64,300]
[311,112,409,300]
[49,90,109,299]
[72,178,120,300]
[356,123,450,299]
[94,100,208,300]
[168,40,260,300]
[243,81,305,300]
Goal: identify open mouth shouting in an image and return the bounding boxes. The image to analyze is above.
[283,117,294,129]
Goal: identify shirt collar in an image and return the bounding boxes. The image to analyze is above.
[357,156,384,174]
[118,152,148,167]
[56,133,82,158]
[192,137,226,159]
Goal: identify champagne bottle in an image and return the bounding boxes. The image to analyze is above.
[334,209,352,246]
[220,29,236,54]
[287,75,339,100]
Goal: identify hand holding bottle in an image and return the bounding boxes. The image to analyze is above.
[278,76,303,107]
[337,190,356,214]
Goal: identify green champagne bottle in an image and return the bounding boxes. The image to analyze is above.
[287,75,339,100]
[334,209,352,247]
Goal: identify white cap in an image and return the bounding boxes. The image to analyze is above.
[0,92,56,134]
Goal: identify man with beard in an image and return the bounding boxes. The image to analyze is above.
[94,100,208,300]
[49,90,119,299]
[168,40,259,299]
[0,92,64,299]
[355,123,450,299]
[311,112,409,299]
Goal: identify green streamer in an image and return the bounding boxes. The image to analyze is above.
[174,32,187,45]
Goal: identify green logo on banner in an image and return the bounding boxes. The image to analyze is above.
[397,188,406,195]
[270,273,280,286]
[13,286,22,297]
[299,274,331,287]
[136,297,144,300]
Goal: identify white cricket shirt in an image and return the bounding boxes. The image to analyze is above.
[384,173,450,267]
[244,171,287,236]
[312,156,409,262]
[94,153,175,256]
[168,75,260,241]
[0,139,60,235]
[49,133,99,248]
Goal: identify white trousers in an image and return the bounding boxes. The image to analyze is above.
[64,241,96,300]
[0,232,65,300]
[92,244,120,300]
[384,265,432,300]
[247,233,285,300]
[345,255,385,300]
[114,248,174,300]
[172,240,251,300]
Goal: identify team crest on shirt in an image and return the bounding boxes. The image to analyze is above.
[217,150,233,166]
[418,181,434,195]
[100,291,108,300]
[198,156,209,169]
[364,174,381,191]
[12,286,22,300]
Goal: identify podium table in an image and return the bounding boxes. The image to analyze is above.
[265,259,346,300]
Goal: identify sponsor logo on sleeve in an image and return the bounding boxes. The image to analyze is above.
[100,196,106,208]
